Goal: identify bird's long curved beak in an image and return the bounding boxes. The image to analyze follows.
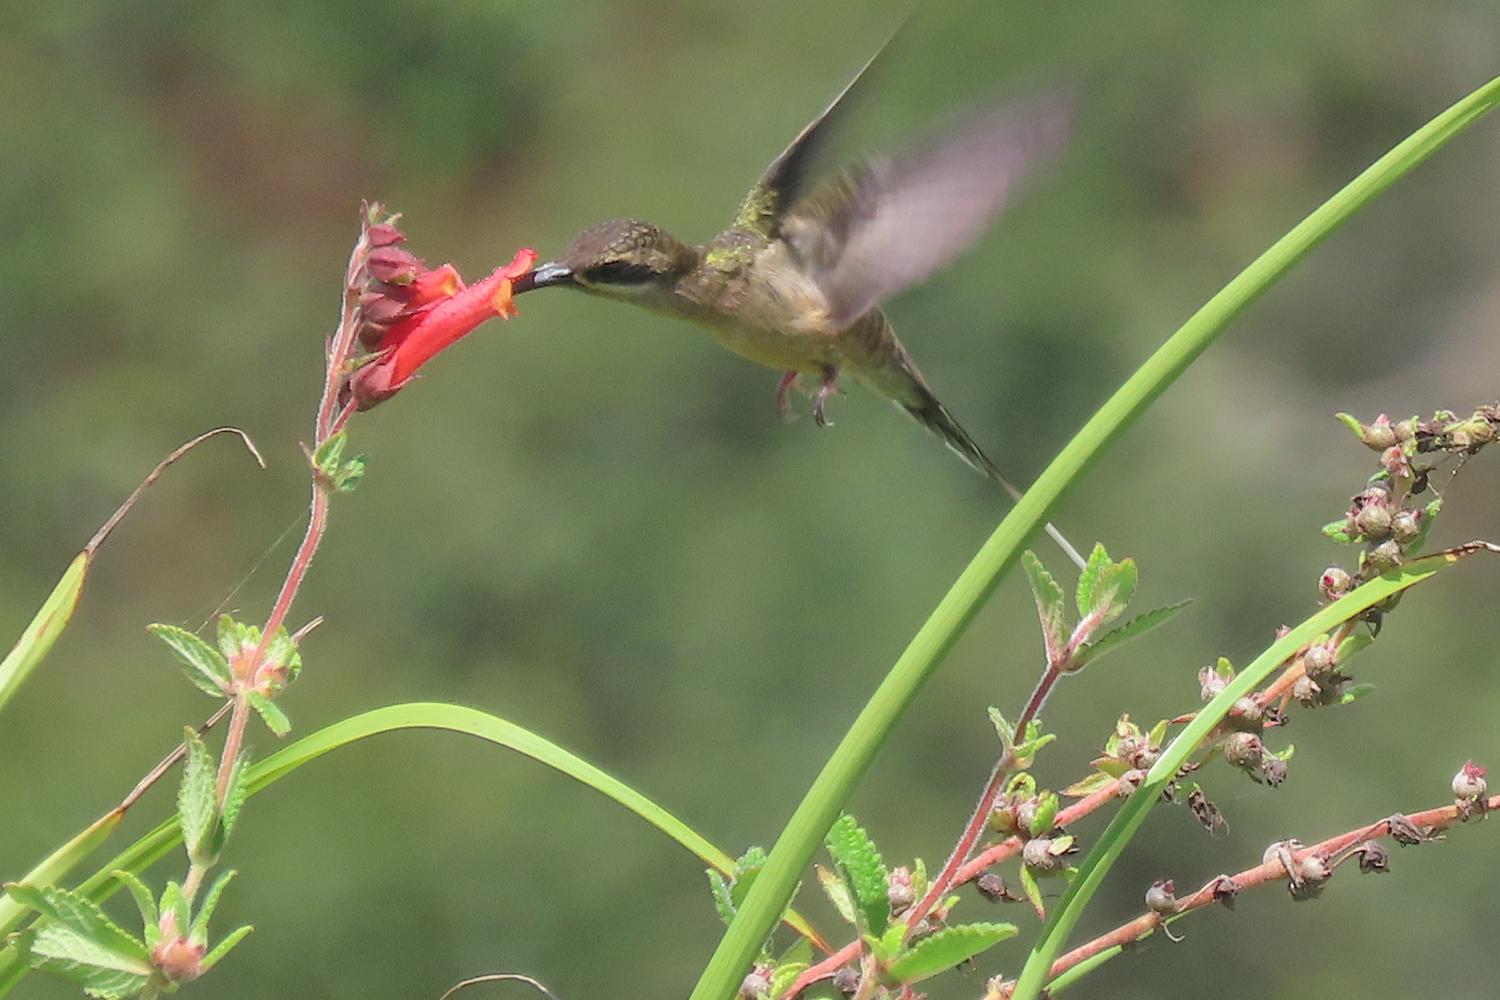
[512,261,575,294]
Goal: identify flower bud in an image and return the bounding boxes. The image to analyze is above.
[1227,696,1263,729]
[1354,503,1391,539]
[1198,665,1228,702]
[1319,567,1352,602]
[1357,841,1390,874]
[1292,675,1321,707]
[1302,643,1334,679]
[1365,539,1403,572]
[988,804,1018,836]
[1363,416,1398,449]
[1222,731,1263,769]
[1380,445,1412,478]
[887,866,914,911]
[1452,760,1488,801]
[832,967,860,995]
[151,937,206,985]
[1390,509,1421,543]
[739,967,772,1000]
[1144,879,1178,915]
[975,872,1008,902]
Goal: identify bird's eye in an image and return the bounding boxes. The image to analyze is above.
[583,261,655,285]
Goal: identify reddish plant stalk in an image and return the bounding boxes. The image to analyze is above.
[211,222,370,808]
[1010,792,1500,993]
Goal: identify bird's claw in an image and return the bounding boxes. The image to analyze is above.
[777,371,804,423]
[813,368,841,428]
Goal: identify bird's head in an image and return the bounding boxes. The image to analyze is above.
[513,219,696,302]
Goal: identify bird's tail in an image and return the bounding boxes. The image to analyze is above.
[894,371,1087,571]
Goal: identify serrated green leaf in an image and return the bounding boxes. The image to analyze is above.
[814,865,856,925]
[264,628,302,687]
[866,923,906,963]
[706,870,735,927]
[910,858,928,904]
[217,753,249,852]
[1018,866,1045,920]
[1061,771,1116,798]
[178,728,217,864]
[2,884,145,962]
[1340,682,1377,704]
[335,455,367,493]
[1021,551,1067,655]
[1322,519,1355,544]
[988,706,1014,748]
[1088,559,1138,627]
[729,848,766,909]
[1074,544,1110,619]
[1333,633,1373,665]
[189,871,235,946]
[158,882,188,939]
[1012,732,1056,769]
[769,962,807,999]
[108,872,156,945]
[311,431,348,476]
[198,924,252,972]
[246,691,290,738]
[1072,601,1190,669]
[215,615,255,664]
[887,922,1019,984]
[148,625,231,698]
[825,815,889,936]
[1028,792,1059,838]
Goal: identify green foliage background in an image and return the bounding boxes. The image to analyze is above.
[2,3,1498,998]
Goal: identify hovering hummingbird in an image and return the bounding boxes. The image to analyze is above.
[513,51,1083,567]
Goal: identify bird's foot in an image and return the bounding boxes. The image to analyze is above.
[813,367,841,428]
[776,371,806,423]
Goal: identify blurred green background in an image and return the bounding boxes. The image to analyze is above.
[2,2,1498,998]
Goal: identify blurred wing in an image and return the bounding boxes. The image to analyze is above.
[780,92,1075,329]
[734,33,897,237]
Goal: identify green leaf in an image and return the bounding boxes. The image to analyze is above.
[1088,559,1138,627]
[265,629,302,686]
[814,865,857,925]
[1021,551,1067,655]
[706,870,735,927]
[887,922,1018,984]
[1340,683,1377,705]
[108,872,156,945]
[1333,633,1373,665]
[769,962,807,1000]
[177,727,217,864]
[1061,772,1115,798]
[866,923,907,964]
[335,455,367,493]
[215,615,255,664]
[1028,792,1059,838]
[1273,744,1295,762]
[1072,601,1190,669]
[1407,498,1442,555]
[2,884,145,962]
[1018,866,1045,920]
[1322,519,1355,544]
[0,813,123,944]
[0,552,88,719]
[729,847,767,909]
[1074,544,1110,619]
[199,924,253,973]
[247,691,290,737]
[189,871,235,946]
[158,882,188,939]
[1334,412,1365,439]
[311,431,348,476]
[148,624,231,698]
[217,753,249,851]
[824,815,889,936]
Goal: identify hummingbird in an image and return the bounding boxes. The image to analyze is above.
[513,53,1084,567]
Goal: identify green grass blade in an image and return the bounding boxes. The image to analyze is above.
[1011,550,1476,1000]
[687,75,1500,1000]
[0,813,123,940]
[0,552,88,717]
[0,702,824,995]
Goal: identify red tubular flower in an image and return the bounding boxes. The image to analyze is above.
[348,221,536,410]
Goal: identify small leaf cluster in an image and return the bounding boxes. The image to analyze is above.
[1064,714,1168,799]
[3,869,250,998]
[308,430,367,494]
[1023,546,1187,673]
[806,815,1017,996]
[148,615,301,737]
